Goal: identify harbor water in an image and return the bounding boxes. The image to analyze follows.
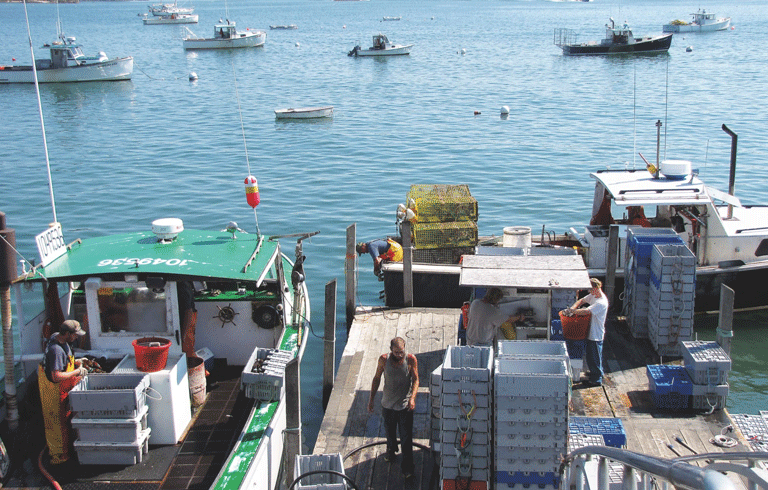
[1,0,766,450]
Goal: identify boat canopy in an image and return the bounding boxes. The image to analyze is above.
[459,255,591,290]
[21,228,280,286]
[591,169,720,207]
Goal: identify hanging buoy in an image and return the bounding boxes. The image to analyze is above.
[244,175,260,208]
[189,72,198,81]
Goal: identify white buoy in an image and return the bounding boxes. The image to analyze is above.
[189,72,198,81]
[501,105,510,115]
[296,42,301,47]
[686,46,693,52]
[460,48,466,55]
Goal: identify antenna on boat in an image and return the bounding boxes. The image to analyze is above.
[664,56,669,160]
[23,0,58,224]
[231,61,261,238]
[632,66,636,169]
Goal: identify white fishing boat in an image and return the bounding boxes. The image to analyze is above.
[148,0,194,17]
[382,16,401,21]
[0,33,133,84]
[348,33,412,56]
[269,24,298,30]
[183,21,266,50]
[142,12,198,24]
[663,9,731,33]
[275,106,334,119]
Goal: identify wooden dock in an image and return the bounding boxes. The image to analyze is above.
[314,307,755,490]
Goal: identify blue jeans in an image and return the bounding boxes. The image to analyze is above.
[382,407,414,473]
[585,339,604,384]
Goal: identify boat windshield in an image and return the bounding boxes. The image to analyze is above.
[91,284,169,334]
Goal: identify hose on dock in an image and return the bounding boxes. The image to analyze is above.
[37,447,62,490]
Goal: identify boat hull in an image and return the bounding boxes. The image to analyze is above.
[0,57,134,83]
[183,31,266,50]
[663,19,730,33]
[143,14,198,24]
[354,45,412,56]
[275,106,333,119]
[561,34,672,55]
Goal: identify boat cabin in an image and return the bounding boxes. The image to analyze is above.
[604,19,633,45]
[372,33,390,49]
[40,37,107,69]
[692,10,717,25]
[214,23,238,39]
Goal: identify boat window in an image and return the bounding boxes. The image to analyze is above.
[97,286,167,333]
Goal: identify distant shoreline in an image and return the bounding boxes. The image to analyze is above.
[0,0,136,3]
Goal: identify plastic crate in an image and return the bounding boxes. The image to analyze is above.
[496,340,568,358]
[72,404,149,443]
[646,364,693,395]
[569,417,627,448]
[495,471,560,489]
[293,453,346,490]
[494,358,570,398]
[74,428,150,465]
[681,341,731,385]
[195,347,215,372]
[69,373,150,419]
[242,347,292,401]
[441,345,493,382]
[651,391,690,410]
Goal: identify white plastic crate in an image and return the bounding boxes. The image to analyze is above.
[496,340,568,358]
[241,347,292,401]
[494,358,570,397]
[74,428,150,465]
[293,453,346,490]
[681,341,731,385]
[429,364,442,397]
[441,345,493,383]
[72,404,149,442]
[440,429,490,447]
[69,373,150,419]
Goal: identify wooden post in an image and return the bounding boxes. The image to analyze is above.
[716,284,735,356]
[345,224,356,327]
[0,212,19,431]
[605,224,619,310]
[401,220,413,307]
[323,279,336,409]
[283,357,301,489]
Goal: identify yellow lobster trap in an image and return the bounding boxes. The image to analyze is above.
[406,184,478,223]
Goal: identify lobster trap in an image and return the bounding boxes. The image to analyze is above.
[411,221,478,250]
[406,184,478,223]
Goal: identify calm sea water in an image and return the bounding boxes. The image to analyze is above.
[1,0,766,449]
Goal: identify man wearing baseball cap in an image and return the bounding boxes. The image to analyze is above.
[38,320,88,467]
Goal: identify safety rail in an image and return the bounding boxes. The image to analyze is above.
[564,446,768,490]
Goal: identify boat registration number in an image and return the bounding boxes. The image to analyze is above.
[36,223,66,267]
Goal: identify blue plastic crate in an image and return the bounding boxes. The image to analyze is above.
[646,364,693,396]
[496,471,560,488]
[569,417,626,448]
[550,320,564,341]
[628,235,684,268]
[652,391,690,410]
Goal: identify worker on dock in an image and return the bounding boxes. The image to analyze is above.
[466,287,525,346]
[356,239,403,276]
[368,337,418,479]
[38,320,88,468]
[566,278,608,387]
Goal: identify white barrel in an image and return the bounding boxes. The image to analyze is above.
[502,226,531,248]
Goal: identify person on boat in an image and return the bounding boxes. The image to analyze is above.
[566,278,608,387]
[626,206,651,227]
[465,287,525,346]
[38,320,88,468]
[356,239,403,276]
[368,337,418,480]
[590,189,615,226]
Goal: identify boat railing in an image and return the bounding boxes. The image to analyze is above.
[564,445,768,490]
[554,28,577,47]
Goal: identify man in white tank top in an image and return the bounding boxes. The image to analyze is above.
[368,337,419,479]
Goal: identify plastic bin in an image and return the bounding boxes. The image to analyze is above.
[72,405,149,442]
[293,453,346,490]
[74,428,150,465]
[69,373,150,419]
[132,337,171,372]
[559,311,590,340]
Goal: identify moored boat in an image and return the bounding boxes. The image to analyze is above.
[148,0,194,17]
[0,33,133,84]
[269,24,298,30]
[142,12,198,24]
[663,9,731,33]
[275,106,334,119]
[555,18,672,56]
[348,33,412,56]
[183,21,266,50]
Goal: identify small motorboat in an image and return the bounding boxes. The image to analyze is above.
[269,24,298,30]
[183,21,266,50]
[663,9,731,33]
[148,1,194,16]
[382,16,401,21]
[555,18,672,56]
[143,13,198,24]
[348,33,412,56]
[274,106,334,119]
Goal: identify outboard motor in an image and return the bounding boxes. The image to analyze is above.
[347,45,360,56]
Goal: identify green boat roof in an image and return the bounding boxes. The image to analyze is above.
[26,229,280,285]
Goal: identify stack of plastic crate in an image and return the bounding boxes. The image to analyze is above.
[623,228,684,339]
[429,364,442,453]
[406,184,478,264]
[681,341,731,410]
[293,453,347,490]
[729,413,768,452]
[569,417,627,448]
[241,347,292,401]
[649,244,696,356]
[69,373,152,465]
[646,364,692,410]
[494,352,570,489]
[440,345,493,490]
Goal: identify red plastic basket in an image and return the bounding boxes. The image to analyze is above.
[132,337,171,372]
[559,311,591,340]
